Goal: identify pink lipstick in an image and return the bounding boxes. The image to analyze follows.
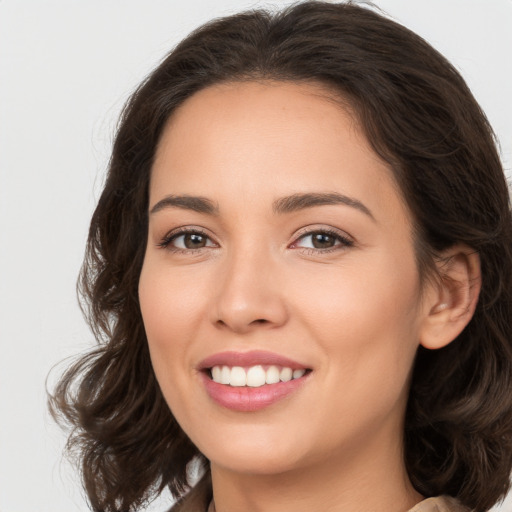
[198,350,311,412]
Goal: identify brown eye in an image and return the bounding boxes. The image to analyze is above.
[182,233,207,249]
[161,230,216,251]
[297,231,340,249]
[293,229,353,252]
[311,232,337,249]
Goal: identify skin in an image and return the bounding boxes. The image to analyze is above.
[139,81,478,512]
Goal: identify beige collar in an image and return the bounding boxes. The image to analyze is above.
[207,495,468,512]
[407,496,470,512]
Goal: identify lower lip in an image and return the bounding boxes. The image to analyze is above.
[200,372,310,412]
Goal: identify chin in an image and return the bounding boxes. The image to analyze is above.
[195,426,311,476]
[210,449,304,476]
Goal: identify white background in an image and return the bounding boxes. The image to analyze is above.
[1,1,511,511]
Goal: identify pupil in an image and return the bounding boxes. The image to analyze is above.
[313,233,334,249]
[184,233,206,249]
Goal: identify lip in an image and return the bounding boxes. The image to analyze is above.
[200,372,310,412]
[198,350,309,371]
[198,350,312,412]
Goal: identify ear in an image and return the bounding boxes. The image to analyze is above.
[420,245,481,350]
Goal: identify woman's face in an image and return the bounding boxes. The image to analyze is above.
[139,81,432,476]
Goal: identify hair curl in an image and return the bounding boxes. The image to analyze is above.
[49,2,512,511]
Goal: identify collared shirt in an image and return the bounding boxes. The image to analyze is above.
[172,474,469,512]
[206,494,468,512]
[407,496,469,512]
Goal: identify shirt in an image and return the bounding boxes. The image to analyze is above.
[206,495,467,512]
[171,473,470,512]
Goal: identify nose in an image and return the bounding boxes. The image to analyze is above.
[211,247,288,334]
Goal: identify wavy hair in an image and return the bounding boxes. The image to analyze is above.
[49,2,512,511]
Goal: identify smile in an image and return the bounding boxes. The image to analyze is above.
[210,365,307,387]
[198,351,312,411]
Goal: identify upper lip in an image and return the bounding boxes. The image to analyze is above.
[198,350,310,370]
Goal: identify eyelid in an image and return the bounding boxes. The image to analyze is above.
[157,226,218,251]
[289,225,354,251]
[155,224,354,253]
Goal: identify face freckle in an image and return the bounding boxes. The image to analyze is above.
[138,80,429,478]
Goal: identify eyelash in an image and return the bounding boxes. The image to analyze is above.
[157,227,213,254]
[291,228,354,254]
[157,227,354,255]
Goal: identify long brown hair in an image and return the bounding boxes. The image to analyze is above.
[49,2,512,511]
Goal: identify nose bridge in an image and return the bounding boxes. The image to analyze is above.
[212,239,287,333]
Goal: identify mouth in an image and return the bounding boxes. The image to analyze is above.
[198,351,312,412]
[207,364,310,387]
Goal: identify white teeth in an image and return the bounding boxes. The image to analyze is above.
[210,364,307,387]
[265,365,280,384]
[230,366,247,387]
[212,366,222,382]
[280,367,293,382]
[220,366,231,385]
[293,369,306,379]
[246,365,266,387]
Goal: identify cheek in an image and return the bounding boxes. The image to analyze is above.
[139,253,211,324]
[296,252,419,324]
[139,260,210,427]
[138,260,205,377]
[291,252,422,396]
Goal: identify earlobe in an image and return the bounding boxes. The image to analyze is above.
[420,246,481,350]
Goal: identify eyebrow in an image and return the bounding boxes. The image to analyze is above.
[150,195,219,215]
[150,191,374,220]
[272,192,375,220]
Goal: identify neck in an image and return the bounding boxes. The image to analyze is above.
[209,427,422,512]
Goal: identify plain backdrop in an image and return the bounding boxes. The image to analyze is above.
[1,1,511,511]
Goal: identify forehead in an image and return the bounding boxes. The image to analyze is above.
[150,80,407,225]
[156,80,360,164]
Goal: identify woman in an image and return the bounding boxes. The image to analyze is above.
[50,2,512,511]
